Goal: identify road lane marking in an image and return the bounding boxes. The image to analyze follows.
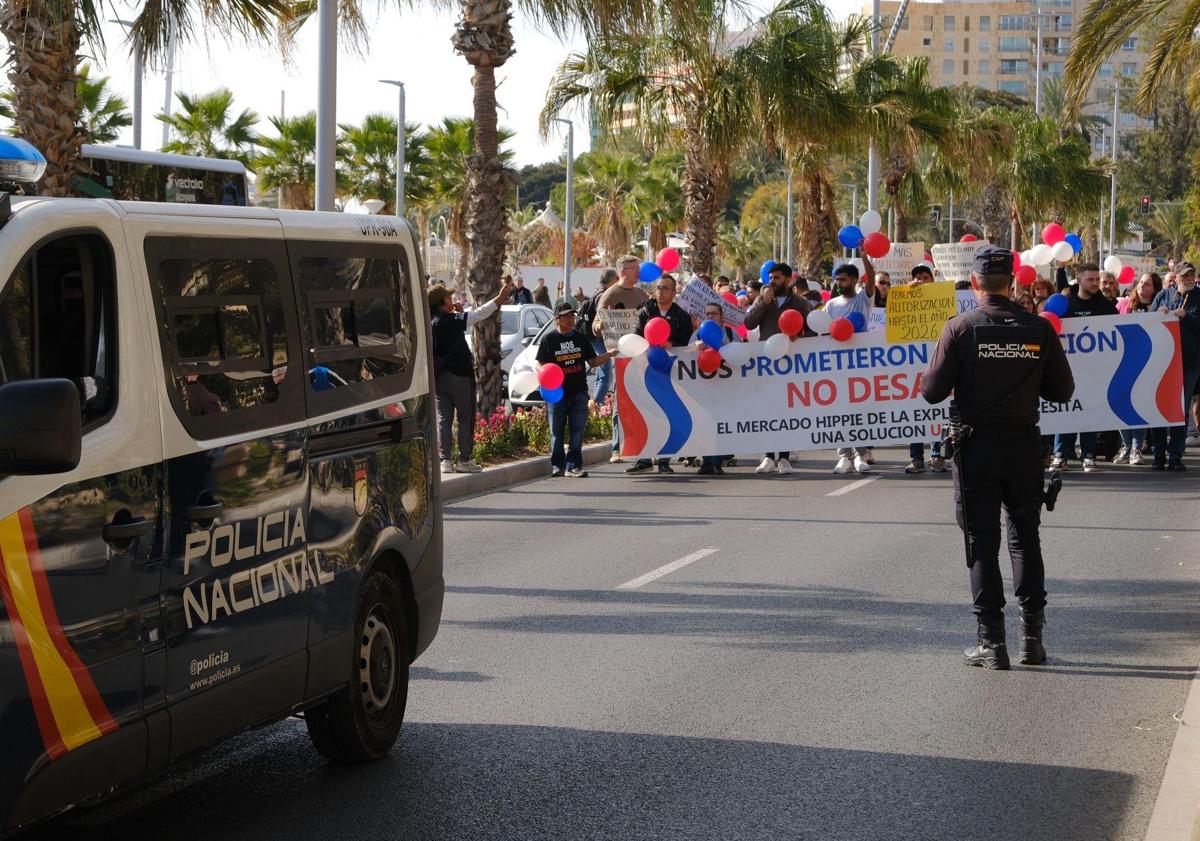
[617,547,719,590]
[826,475,882,496]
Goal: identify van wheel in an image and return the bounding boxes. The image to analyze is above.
[305,572,409,762]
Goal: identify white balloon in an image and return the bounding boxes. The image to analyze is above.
[509,370,538,397]
[1104,255,1123,274]
[764,333,791,360]
[806,308,832,335]
[1020,249,1034,267]
[617,333,649,357]
[859,210,883,235]
[1051,241,1074,263]
[1030,244,1053,266]
[719,341,751,366]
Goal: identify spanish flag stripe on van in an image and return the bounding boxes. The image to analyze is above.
[0,509,116,758]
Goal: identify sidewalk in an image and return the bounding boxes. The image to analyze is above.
[440,443,613,501]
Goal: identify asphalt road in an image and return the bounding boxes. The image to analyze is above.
[42,447,1200,841]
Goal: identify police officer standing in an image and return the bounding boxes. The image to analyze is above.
[921,246,1075,670]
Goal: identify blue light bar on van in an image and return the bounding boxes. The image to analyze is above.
[0,137,47,184]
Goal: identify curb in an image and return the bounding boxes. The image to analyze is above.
[441,442,613,501]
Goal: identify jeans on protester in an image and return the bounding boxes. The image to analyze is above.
[1119,429,1147,451]
[548,391,589,471]
[837,447,865,459]
[1152,365,1200,463]
[909,441,943,461]
[592,339,613,402]
[1054,431,1098,462]
[435,370,475,463]
[767,452,791,461]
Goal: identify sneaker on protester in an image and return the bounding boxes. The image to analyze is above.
[1049,454,1067,471]
[1082,457,1097,474]
[550,467,565,478]
[833,456,853,474]
[853,455,872,474]
[457,460,483,474]
[756,457,777,474]
[1129,449,1144,466]
[929,456,947,473]
[905,459,926,474]
[776,458,794,475]
[625,462,653,474]
[1112,447,1128,465]
[863,448,875,465]
[610,452,623,464]
[440,459,456,474]
[566,467,588,478]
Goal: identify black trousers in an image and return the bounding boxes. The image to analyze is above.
[952,426,1047,621]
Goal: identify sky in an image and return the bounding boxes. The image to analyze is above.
[73,0,862,168]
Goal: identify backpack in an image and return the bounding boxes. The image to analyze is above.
[577,289,604,340]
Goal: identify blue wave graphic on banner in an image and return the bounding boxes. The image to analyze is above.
[644,365,692,455]
[1109,324,1151,427]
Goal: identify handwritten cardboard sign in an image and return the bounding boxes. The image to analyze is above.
[885,282,957,343]
[931,241,990,283]
[677,278,746,327]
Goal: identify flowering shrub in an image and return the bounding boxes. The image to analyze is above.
[467,396,614,464]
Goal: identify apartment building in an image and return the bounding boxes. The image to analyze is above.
[871,0,1150,154]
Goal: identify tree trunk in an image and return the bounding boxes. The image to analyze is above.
[795,169,839,281]
[681,125,727,277]
[282,182,312,210]
[0,0,86,196]
[979,184,1009,247]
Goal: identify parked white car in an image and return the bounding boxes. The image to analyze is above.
[465,303,553,392]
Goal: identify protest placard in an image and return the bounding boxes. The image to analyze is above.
[931,241,990,283]
[874,242,925,278]
[885,282,957,343]
[599,308,640,349]
[616,313,1184,457]
[677,277,746,326]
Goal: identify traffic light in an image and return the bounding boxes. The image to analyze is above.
[1141,195,1151,215]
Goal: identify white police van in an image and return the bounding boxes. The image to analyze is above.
[0,139,443,835]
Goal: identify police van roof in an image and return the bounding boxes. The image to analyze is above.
[81,144,247,175]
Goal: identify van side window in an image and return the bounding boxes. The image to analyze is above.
[292,243,415,415]
[145,238,302,438]
[0,234,117,429]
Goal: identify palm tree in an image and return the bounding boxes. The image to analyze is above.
[627,149,684,254]
[1064,0,1200,112]
[76,63,132,143]
[0,0,287,196]
[573,150,640,263]
[1151,202,1189,262]
[339,113,431,215]
[717,221,768,282]
[1038,76,1108,144]
[544,0,851,278]
[255,112,317,210]
[158,89,259,162]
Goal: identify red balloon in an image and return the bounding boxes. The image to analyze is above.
[1042,223,1066,246]
[830,318,854,342]
[1040,311,1063,334]
[960,234,978,243]
[820,289,831,302]
[1119,265,1136,284]
[778,309,805,337]
[656,247,680,272]
[645,316,671,347]
[924,252,933,262]
[698,347,722,375]
[863,232,891,259]
[1011,250,1022,270]
[722,291,738,305]
[1016,265,1038,286]
[537,363,564,391]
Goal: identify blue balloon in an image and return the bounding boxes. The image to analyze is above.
[541,385,564,404]
[760,260,777,283]
[736,290,748,298]
[838,225,864,250]
[1044,293,1069,317]
[697,319,725,348]
[847,310,867,333]
[1064,233,1083,254]
[639,261,663,283]
[647,346,672,373]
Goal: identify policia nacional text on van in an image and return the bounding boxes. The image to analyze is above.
[921,245,1075,672]
[0,138,444,835]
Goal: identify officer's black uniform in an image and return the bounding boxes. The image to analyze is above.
[922,245,1075,670]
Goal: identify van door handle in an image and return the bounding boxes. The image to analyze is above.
[186,501,223,522]
[103,517,152,543]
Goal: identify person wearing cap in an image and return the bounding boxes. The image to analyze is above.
[1150,261,1200,470]
[906,263,947,474]
[537,303,619,478]
[922,244,1075,671]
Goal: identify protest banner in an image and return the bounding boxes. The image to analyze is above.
[599,308,640,349]
[616,313,1184,458]
[677,278,746,327]
[931,241,990,283]
[885,282,957,343]
[874,242,925,277]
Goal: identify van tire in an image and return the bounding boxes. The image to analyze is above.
[305,572,409,762]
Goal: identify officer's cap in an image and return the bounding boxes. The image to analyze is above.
[973,244,1013,276]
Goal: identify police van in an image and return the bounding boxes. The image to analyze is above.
[0,139,443,835]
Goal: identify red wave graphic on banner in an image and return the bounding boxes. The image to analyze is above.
[615,359,648,456]
[1155,321,1186,424]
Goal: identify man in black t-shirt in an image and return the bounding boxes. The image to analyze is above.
[536,303,617,477]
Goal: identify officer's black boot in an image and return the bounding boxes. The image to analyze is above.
[964,616,1011,670]
[1019,610,1047,665]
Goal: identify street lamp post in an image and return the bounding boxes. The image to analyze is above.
[1108,85,1119,261]
[553,118,574,291]
[867,0,880,214]
[160,25,176,149]
[1034,7,1044,116]
[110,20,142,149]
[315,0,338,211]
[785,170,794,266]
[379,80,405,218]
